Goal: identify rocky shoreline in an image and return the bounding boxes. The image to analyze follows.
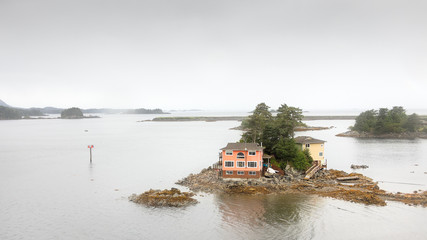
[336,131,427,139]
[176,167,427,207]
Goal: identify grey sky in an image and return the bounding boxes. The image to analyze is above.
[1,0,426,111]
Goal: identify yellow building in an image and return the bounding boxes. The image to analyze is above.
[294,136,326,167]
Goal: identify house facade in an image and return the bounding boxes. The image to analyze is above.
[294,136,326,166]
[220,143,264,178]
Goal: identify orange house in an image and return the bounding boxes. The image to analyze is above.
[220,143,264,178]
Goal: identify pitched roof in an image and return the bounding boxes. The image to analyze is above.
[220,142,264,151]
[294,136,326,144]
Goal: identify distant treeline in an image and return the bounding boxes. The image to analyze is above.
[352,107,425,134]
[0,106,44,120]
[127,108,168,114]
[0,105,168,120]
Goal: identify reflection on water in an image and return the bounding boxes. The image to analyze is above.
[215,193,325,239]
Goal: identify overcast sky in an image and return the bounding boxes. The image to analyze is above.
[1,0,426,111]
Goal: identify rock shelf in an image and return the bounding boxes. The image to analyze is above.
[129,188,198,207]
[176,168,427,207]
[337,131,427,139]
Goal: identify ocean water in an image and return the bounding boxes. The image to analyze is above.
[0,113,426,240]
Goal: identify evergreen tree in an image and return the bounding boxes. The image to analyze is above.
[275,104,303,138]
[404,113,421,132]
[241,103,272,143]
[353,109,377,132]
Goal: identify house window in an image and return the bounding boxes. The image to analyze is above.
[248,161,257,168]
[237,161,245,168]
[305,144,310,148]
[249,171,256,175]
[321,144,324,148]
[226,171,233,175]
[319,152,323,157]
[225,150,233,156]
[248,151,256,156]
[237,152,245,159]
[237,171,244,175]
[224,161,234,167]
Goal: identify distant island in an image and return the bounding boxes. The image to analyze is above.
[337,107,427,139]
[61,107,84,119]
[149,116,246,122]
[126,108,169,114]
[148,115,358,122]
[0,99,168,120]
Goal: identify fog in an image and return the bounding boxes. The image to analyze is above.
[1,0,426,111]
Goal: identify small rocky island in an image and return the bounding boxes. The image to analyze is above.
[337,107,427,139]
[60,107,99,119]
[129,188,198,207]
[61,107,84,119]
[130,104,427,208]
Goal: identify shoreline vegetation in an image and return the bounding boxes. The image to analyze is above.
[175,167,427,207]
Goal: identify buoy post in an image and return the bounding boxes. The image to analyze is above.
[88,145,94,163]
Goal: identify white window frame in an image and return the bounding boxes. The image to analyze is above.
[247,161,257,168]
[224,161,234,168]
[236,152,245,159]
[248,151,256,156]
[225,150,233,156]
[248,171,256,175]
[305,144,310,148]
[226,171,233,175]
[237,161,245,168]
[237,171,244,175]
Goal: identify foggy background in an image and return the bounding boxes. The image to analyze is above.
[1,0,426,111]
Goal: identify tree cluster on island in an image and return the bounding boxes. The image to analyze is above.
[351,107,425,134]
[60,107,84,119]
[240,103,313,171]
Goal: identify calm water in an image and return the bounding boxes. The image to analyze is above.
[0,113,426,240]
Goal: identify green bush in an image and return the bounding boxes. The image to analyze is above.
[293,151,311,171]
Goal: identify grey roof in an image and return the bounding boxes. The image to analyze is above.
[220,142,264,151]
[294,136,326,144]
